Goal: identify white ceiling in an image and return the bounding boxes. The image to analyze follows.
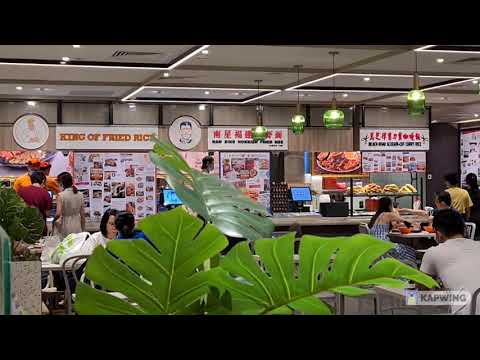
[0,44,479,122]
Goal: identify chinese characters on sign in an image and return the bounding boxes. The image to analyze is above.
[359,128,429,151]
[208,127,288,150]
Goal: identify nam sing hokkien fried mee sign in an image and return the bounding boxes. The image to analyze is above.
[208,127,288,151]
[359,128,430,151]
[56,126,159,150]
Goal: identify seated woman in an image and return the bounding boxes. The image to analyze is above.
[368,197,418,268]
[115,211,149,240]
[89,209,118,248]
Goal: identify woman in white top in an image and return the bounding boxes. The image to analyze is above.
[89,209,118,250]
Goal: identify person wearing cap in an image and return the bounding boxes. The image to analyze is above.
[13,159,61,194]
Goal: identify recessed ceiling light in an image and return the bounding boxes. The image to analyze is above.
[201,49,209,55]
[62,57,70,62]
[163,72,170,78]
[60,61,66,65]
[199,104,206,111]
[232,92,240,96]
[16,86,23,90]
[381,106,388,110]
[27,101,36,107]
[72,45,80,48]
[473,80,479,85]
[342,93,348,98]
[128,104,136,109]
[204,90,210,95]
[475,114,479,118]
[439,96,446,100]
[299,93,305,97]
[363,77,371,82]
[436,58,445,63]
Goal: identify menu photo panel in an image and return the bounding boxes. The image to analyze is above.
[73,152,156,222]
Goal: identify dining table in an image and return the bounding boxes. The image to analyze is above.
[388,230,437,250]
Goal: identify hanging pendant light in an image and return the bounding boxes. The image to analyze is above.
[407,52,426,116]
[251,80,268,142]
[324,51,345,129]
[291,65,306,134]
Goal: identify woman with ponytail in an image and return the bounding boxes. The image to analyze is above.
[55,172,85,238]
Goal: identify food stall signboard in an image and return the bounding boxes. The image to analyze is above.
[208,127,288,151]
[359,128,429,151]
[56,126,159,150]
[362,152,426,173]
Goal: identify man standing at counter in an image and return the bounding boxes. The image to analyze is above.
[13,159,60,194]
[444,173,472,220]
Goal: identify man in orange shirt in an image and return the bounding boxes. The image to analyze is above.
[13,159,61,194]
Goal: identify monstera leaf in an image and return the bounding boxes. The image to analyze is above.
[149,138,274,240]
[0,188,44,244]
[74,207,228,315]
[209,233,438,315]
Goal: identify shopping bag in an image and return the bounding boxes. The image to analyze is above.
[40,235,62,263]
[50,232,93,265]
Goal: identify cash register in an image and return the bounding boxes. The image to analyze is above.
[289,187,312,212]
[163,189,183,210]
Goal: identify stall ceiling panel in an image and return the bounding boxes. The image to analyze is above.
[288,128,354,152]
[0,102,57,124]
[364,107,429,128]
[162,104,210,126]
[213,105,257,126]
[113,103,158,125]
[62,103,109,125]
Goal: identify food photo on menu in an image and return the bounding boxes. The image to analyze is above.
[146,176,155,183]
[104,171,116,180]
[92,190,102,199]
[90,169,104,181]
[136,191,144,197]
[104,195,112,204]
[125,165,135,177]
[104,182,111,192]
[112,182,126,198]
[137,197,145,204]
[314,152,361,174]
[146,195,154,201]
[104,158,117,167]
[126,182,135,197]
[145,185,154,192]
[126,201,135,214]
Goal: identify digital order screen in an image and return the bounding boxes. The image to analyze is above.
[290,187,312,202]
[163,189,183,206]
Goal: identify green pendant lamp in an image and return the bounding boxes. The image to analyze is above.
[251,80,268,142]
[291,65,306,134]
[407,52,426,116]
[324,51,345,129]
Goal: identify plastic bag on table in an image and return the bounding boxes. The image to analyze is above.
[50,232,94,266]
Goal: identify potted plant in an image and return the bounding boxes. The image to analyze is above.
[0,188,44,314]
[74,140,437,315]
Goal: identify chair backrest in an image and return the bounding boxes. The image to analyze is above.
[61,255,89,315]
[471,288,480,315]
[359,223,370,234]
[465,222,476,240]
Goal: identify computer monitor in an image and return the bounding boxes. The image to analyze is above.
[163,189,182,206]
[290,187,312,202]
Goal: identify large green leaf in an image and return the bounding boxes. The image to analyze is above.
[209,233,438,315]
[149,138,274,240]
[74,207,228,315]
[0,188,44,244]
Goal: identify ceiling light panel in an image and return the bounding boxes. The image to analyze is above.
[122,85,280,104]
[0,45,209,70]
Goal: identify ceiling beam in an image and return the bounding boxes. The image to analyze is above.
[177,64,327,73]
